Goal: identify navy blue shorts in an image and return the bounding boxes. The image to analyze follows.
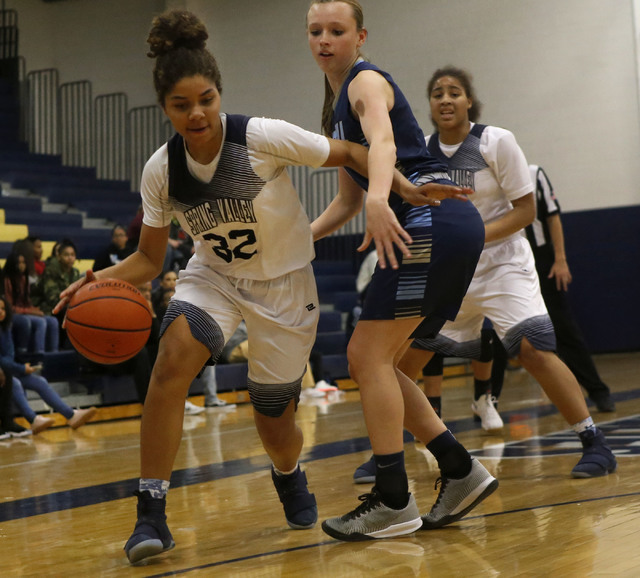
[360,179,484,339]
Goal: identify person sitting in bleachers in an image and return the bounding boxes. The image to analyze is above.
[0,295,95,434]
[27,236,46,281]
[0,366,31,438]
[3,248,59,361]
[92,224,134,272]
[151,270,177,317]
[163,218,194,272]
[37,238,82,348]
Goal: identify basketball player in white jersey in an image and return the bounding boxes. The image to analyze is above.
[397,66,617,483]
[55,10,470,564]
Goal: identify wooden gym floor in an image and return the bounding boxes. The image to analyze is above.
[1,351,639,577]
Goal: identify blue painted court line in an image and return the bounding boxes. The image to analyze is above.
[1,388,638,523]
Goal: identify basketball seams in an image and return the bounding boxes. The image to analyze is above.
[66,278,152,365]
[65,320,152,332]
[67,295,152,312]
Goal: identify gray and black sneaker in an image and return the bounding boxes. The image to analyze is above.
[421,458,498,530]
[322,490,422,542]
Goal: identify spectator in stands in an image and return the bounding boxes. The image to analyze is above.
[13,237,40,289]
[0,295,96,434]
[151,270,177,317]
[0,367,10,440]
[3,249,59,360]
[163,218,194,273]
[44,240,61,267]
[0,366,31,438]
[27,236,46,280]
[93,224,135,272]
[38,238,82,347]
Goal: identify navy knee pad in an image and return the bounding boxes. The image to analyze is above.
[502,314,556,357]
[160,299,225,363]
[248,377,302,418]
[413,334,484,360]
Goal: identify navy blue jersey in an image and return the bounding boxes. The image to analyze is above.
[330,61,484,330]
[331,60,448,209]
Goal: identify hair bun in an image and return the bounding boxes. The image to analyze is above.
[147,10,208,58]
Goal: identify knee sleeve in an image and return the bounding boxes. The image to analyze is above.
[414,334,484,360]
[422,354,444,376]
[160,299,225,363]
[502,314,556,357]
[247,376,302,418]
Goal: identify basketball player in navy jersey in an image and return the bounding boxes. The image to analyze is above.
[307,0,498,542]
[55,9,471,564]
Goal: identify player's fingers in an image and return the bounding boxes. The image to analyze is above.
[357,233,372,253]
[52,295,69,316]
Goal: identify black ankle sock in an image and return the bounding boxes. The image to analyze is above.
[427,430,472,479]
[427,396,442,418]
[473,378,492,401]
[373,451,409,509]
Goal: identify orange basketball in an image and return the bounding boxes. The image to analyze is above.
[66,278,152,365]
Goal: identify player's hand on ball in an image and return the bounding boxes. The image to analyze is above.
[54,270,96,317]
[401,182,473,207]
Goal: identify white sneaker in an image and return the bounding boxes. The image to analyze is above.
[314,380,339,392]
[301,387,326,398]
[184,400,205,415]
[204,398,237,410]
[471,394,503,431]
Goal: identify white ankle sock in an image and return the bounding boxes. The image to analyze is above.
[273,463,298,476]
[572,417,595,435]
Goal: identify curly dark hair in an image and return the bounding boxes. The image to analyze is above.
[147,10,222,105]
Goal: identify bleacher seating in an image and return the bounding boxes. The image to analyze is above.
[4,209,83,228]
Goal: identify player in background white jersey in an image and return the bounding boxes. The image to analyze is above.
[396,66,616,482]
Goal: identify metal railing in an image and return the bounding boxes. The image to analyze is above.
[26,68,58,155]
[128,105,173,192]
[0,9,17,59]
[94,92,128,181]
[60,80,92,167]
